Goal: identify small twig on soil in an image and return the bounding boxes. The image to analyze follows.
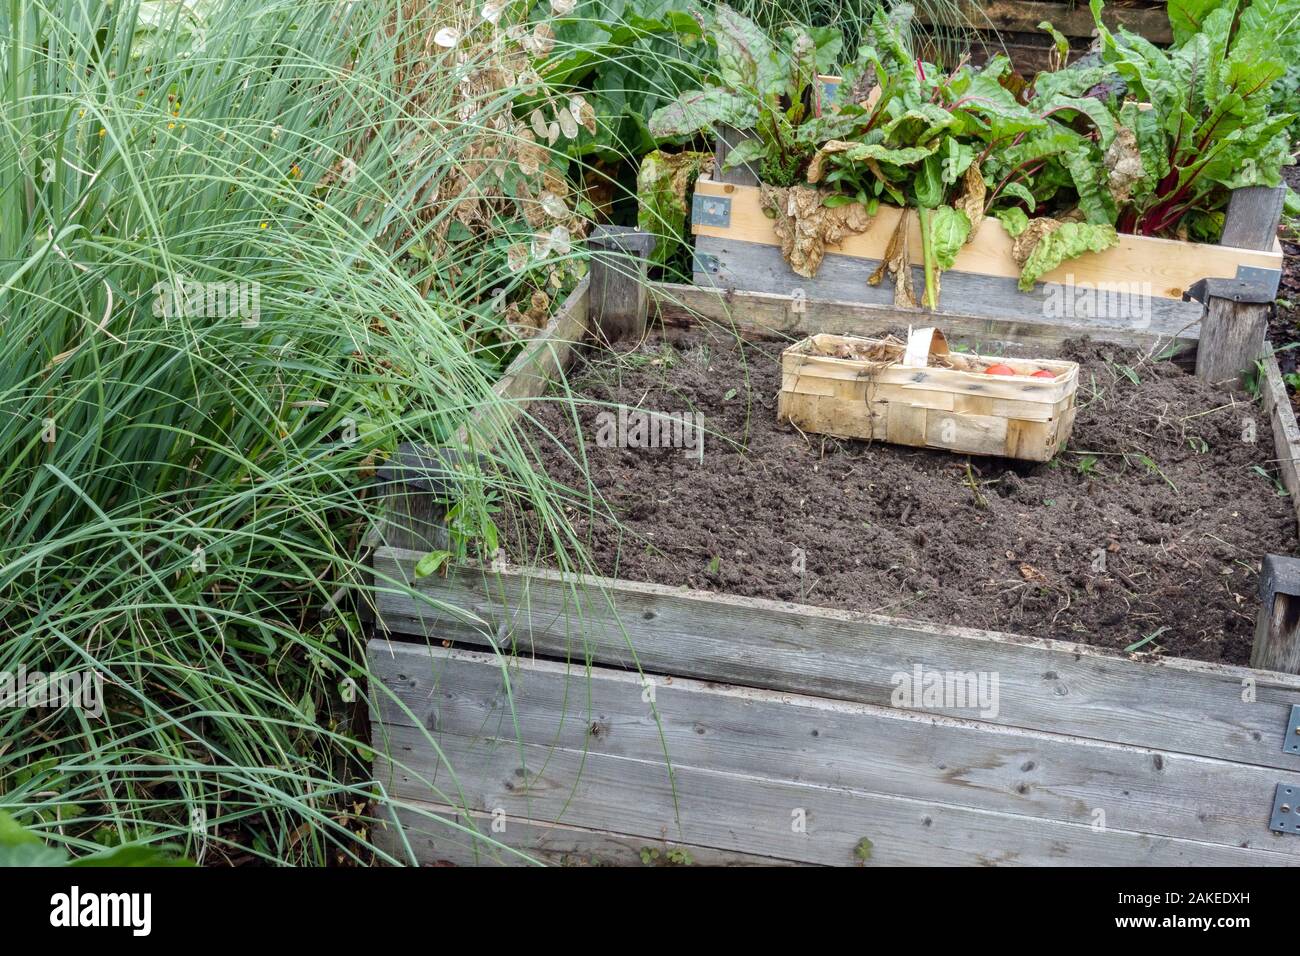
[1112,567,1141,592]
[965,462,988,509]
[1178,400,1242,422]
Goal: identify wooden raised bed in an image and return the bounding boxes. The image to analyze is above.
[919,1,1173,73]
[691,175,1284,363]
[365,270,1300,866]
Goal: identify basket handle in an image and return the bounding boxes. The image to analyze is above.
[902,327,948,368]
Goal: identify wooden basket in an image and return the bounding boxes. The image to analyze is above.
[777,329,1079,461]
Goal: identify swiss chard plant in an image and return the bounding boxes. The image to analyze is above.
[646,3,844,186]
[809,4,1119,304]
[634,0,1296,309]
[1089,0,1296,238]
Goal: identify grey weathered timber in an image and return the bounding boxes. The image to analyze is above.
[372,445,479,552]
[587,226,656,344]
[376,799,806,867]
[713,124,760,187]
[917,0,1173,43]
[372,644,1300,854]
[452,274,589,450]
[650,280,1199,361]
[1254,555,1300,675]
[1196,296,1270,386]
[1220,186,1288,250]
[1196,186,1285,384]
[693,235,1207,335]
[1260,347,1300,536]
[370,551,1300,771]
[369,280,588,551]
[373,720,1294,867]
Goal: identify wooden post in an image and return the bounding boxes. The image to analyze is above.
[374,443,490,553]
[1253,554,1300,674]
[714,124,761,187]
[1195,186,1285,385]
[588,225,655,344]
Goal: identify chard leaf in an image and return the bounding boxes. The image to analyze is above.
[807,25,844,72]
[1062,142,1116,224]
[1001,181,1037,211]
[869,1,916,75]
[637,149,712,266]
[929,205,970,270]
[994,206,1030,237]
[1018,221,1118,290]
[913,152,945,208]
[711,4,783,97]
[1037,94,1117,149]
[941,138,974,184]
[843,141,937,166]
[1039,20,1070,66]
[721,137,767,170]
[649,88,759,138]
[882,104,957,147]
[1167,0,1222,45]
[1031,65,1114,102]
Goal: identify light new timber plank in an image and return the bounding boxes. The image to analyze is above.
[651,279,1200,362]
[1261,345,1300,539]
[692,177,1282,300]
[369,553,1300,770]
[371,644,1300,855]
[377,799,807,867]
[373,723,1293,867]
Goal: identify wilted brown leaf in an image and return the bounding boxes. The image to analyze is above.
[1105,125,1144,205]
[761,185,874,278]
[869,211,916,308]
[1011,217,1065,266]
[956,165,986,243]
[806,140,854,184]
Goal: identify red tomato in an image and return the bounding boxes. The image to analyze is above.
[1030,369,1056,379]
[984,364,1016,375]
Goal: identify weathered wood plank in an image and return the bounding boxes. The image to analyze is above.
[1196,296,1271,387]
[1221,186,1288,250]
[695,235,1210,331]
[692,178,1282,300]
[377,799,807,866]
[1254,555,1300,675]
[649,281,1199,360]
[370,554,1300,770]
[368,279,589,550]
[713,124,760,187]
[1260,346,1300,538]
[916,0,1173,44]
[587,227,655,344]
[452,277,590,448]
[1196,187,1285,385]
[372,644,1300,854]
[374,723,1295,867]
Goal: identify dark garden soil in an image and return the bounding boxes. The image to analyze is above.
[1272,165,1300,382]
[517,332,1296,666]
